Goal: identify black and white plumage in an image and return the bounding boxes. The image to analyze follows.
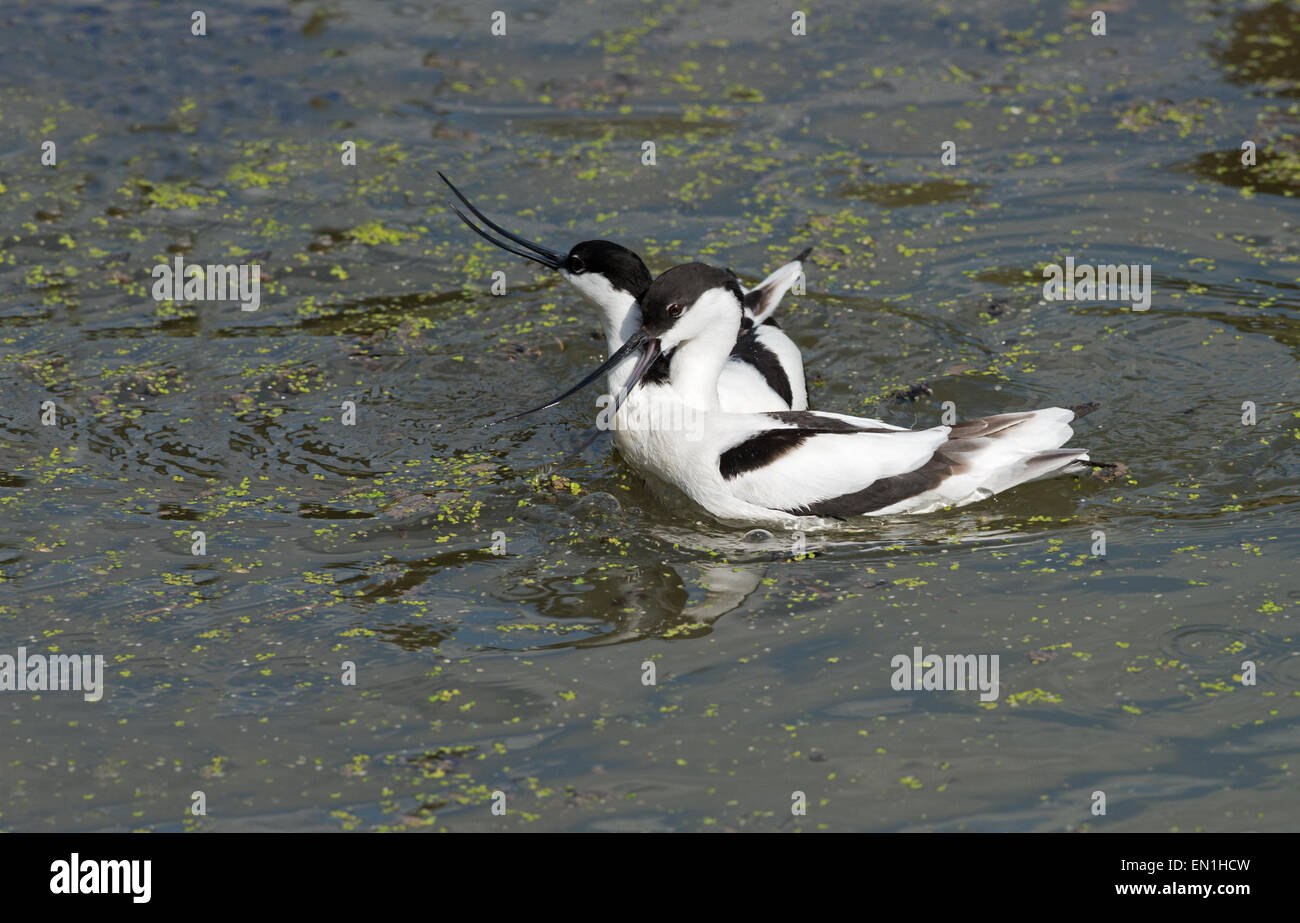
[439,172,808,413]
[507,261,1097,527]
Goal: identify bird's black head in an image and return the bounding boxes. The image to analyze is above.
[488,262,744,427]
[440,173,653,297]
[561,240,653,297]
[638,262,744,338]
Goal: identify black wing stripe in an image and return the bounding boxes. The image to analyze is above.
[728,332,793,406]
[763,411,895,434]
[782,450,966,517]
[721,419,913,480]
[719,430,810,479]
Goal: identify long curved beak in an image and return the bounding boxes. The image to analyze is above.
[439,171,567,270]
[489,328,663,426]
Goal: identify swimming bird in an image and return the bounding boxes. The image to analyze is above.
[503,261,1102,527]
[439,172,808,413]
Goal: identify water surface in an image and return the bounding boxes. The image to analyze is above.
[0,0,1296,831]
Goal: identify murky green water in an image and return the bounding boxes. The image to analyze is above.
[1,0,1296,831]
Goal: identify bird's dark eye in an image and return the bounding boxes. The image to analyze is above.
[667,303,684,318]
[569,254,586,274]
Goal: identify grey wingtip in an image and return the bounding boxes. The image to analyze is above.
[1066,401,1100,420]
[795,246,813,262]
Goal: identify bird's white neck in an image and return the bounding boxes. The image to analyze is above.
[565,274,643,395]
[600,296,643,397]
[565,274,639,349]
[666,310,740,411]
[603,294,642,353]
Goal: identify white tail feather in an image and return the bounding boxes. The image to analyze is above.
[745,258,805,325]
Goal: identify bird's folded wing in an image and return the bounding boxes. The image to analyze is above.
[718,423,951,511]
[717,407,1084,516]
